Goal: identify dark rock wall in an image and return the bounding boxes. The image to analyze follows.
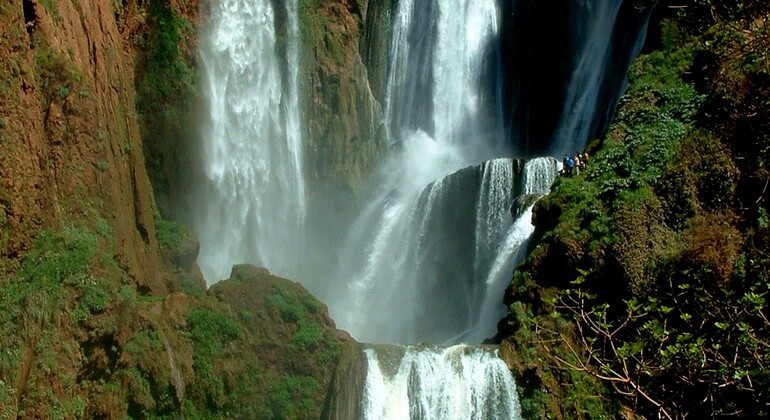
[498,0,654,156]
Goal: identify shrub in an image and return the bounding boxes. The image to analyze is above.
[155,218,194,251]
[34,47,81,106]
[187,308,241,360]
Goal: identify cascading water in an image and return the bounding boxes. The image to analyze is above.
[469,157,561,342]
[331,0,506,344]
[551,0,638,155]
[314,1,533,414]
[501,0,654,156]
[192,0,653,417]
[383,0,501,149]
[360,345,522,420]
[195,0,304,282]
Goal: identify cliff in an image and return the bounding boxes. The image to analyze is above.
[0,0,162,293]
[299,0,388,224]
[0,0,355,417]
[498,3,770,418]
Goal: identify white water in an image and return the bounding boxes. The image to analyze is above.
[195,0,304,282]
[330,0,506,344]
[468,157,560,342]
[552,0,630,155]
[361,345,522,420]
[191,0,639,417]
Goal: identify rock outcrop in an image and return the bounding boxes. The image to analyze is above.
[0,0,163,292]
[299,0,388,199]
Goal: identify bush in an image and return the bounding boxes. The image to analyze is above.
[34,47,81,106]
[187,308,241,360]
[505,8,770,417]
[135,2,198,216]
[155,218,194,251]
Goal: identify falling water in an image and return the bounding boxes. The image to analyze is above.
[192,0,651,416]
[551,0,632,154]
[468,157,560,342]
[383,0,501,149]
[474,159,517,283]
[360,345,522,420]
[502,0,653,156]
[331,0,505,344]
[195,0,304,282]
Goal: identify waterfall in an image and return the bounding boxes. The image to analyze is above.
[331,0,506,344]
[551,0,631,155]
[360,345,522,420]
[191,0,652,416]
[383,0,501,150]
[474,159,517,283]
[332,156,559,344]
[501,0,654,156]
[523,157,562,196]
[468,157,560,342]
[195,0,304,282]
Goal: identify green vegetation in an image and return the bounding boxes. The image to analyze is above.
[135,1,197,217]
[155,218,194,253]
[179,277,342,419]
[299,0,346,68]
[188,308,241,361]
[95,159,109,171]
[505,4,770,418]
[185,308,241,413]
[34,46,81,107]
[265,286,340,363]
[0,223,121,417]
[264,375,319,419]
[39,0,60,21]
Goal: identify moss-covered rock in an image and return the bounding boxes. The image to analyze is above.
[184,264,354,419]
[499,6,770,418]
[299,0,387,198]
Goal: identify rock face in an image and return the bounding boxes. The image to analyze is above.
[299,0,388,199]
[0,0,163,292]
[196,264,355,418]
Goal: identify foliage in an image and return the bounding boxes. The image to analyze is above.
[39,0,60,21]
[136,3,195,111]
[507,8,770,418]
[186,308,241,410]
[187,308,241,360]
[34,46,81,106]
[135,1,198,217]
[0,224,124,417]
[264,375,319,419]
[155,218,194,251]
[265,286,341,364]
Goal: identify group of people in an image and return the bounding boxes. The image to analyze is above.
[562,152,588,176]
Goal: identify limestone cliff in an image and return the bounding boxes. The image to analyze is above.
[0,0,163,293]
[299,0,388,200]
[0,0,355,417]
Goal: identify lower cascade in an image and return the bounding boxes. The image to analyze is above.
[325,345,523,420]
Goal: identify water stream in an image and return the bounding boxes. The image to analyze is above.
[195,0,305,282]
[192,0,652,417]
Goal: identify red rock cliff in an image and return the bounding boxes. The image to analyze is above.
[0,0,165,292]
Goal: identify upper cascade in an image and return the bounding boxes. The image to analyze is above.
[500,0,654,156]
[329,156,559,344]
[383,0,503,155]
[194,0,305,282]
